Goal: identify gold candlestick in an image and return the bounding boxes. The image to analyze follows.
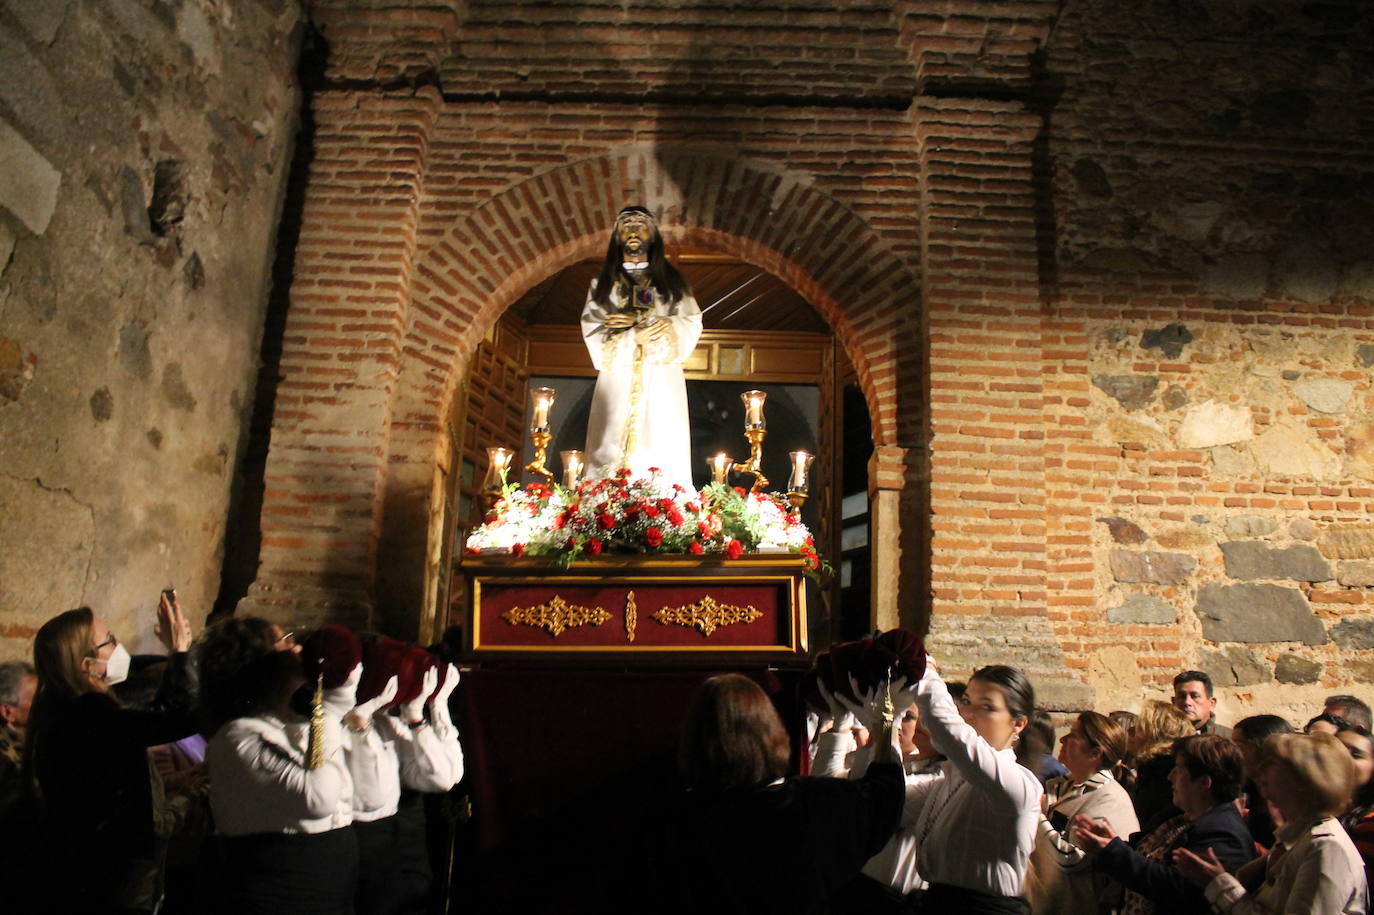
[523,386,557,482]
[731,427,769,492]
[524,431,554,483]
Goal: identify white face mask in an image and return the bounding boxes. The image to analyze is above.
[100,643,132,686]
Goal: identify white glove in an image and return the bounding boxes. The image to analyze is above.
[346,676,398,731]
[323,663,364,716]
[817,680,857,733]
[429,664,460,731]
[402,666,439,724]
[847,672,911,733]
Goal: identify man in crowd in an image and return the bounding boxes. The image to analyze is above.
[0,660,37,803]
[1173,669,1231,738]
[1325,694,1372,731]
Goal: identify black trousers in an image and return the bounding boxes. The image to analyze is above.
[215,827,359,915]
[355,794,431,915]
[921,882,1029,915]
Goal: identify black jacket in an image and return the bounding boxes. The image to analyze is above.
[1095,800,1256,914]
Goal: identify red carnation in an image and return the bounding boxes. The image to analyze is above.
[648,466,660,473]
[644,527,663,547]
[657,498,674,511]
[672,484,685,493]
[644,505,660,519]
[597,512,616,530]
[688,541,703,555]
[617,467,632,478]
[586,538,603,556]
[685,502,699,513]
[465,546,480,555]
[732,486,747,497]
[667,509,685,527]
[697,521,711,538]
[725,539,743,560]
[552,514,565,530]
[512,543,525,558]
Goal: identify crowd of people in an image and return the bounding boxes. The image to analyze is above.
[3,597,1373,915]
[650,659,1374,915]
[0,597,464,915]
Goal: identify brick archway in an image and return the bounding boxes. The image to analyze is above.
[373,149,929,635]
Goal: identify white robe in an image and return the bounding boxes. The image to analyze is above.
[580,277,702,490]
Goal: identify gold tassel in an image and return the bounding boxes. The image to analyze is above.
[306,672,325,770]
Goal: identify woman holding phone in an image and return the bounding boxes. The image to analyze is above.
[25,593,197,914]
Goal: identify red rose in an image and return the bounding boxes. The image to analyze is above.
[644,527,663,547]
[586,538,603,556]
[809,554,819,570]
[512,543,525,558]
[597,512,616,530]
[688,541,703,555]
[725,539,743,560]
[667,509,685,527]
[732,486,746,497]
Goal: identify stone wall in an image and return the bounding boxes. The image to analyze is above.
[0,0,303,659]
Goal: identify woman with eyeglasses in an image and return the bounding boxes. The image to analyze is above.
[24,595,196,914]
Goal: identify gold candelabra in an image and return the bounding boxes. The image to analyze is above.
[732,427,769,492]
[732,390,769,492]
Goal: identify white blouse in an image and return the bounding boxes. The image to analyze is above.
[381,715,463,793]
[908,668,1043,897]
[207,712,353,836]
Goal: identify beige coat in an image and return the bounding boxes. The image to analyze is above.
[1027,770,1140,915]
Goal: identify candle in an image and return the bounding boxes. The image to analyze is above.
[708,452,731,485]
[560,450,584,488]
[483,446,514,491]
[529,386,557,433]
[788,450,814,494]
[741,390,767,430]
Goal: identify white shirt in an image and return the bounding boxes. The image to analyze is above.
[909,669,1043,897]
[207,712,354,836]
[345,722,402,822]
[383,715,463,793]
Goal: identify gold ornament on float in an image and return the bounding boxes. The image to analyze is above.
[501,596,610,637]
[651,595,762,637]
[625,590,637,643]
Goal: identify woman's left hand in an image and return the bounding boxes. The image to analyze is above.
[1172,846,1224,887]
[155,590,193,653]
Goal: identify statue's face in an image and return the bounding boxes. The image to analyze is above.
[616,212,654,256]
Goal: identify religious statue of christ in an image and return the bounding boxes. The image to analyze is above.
[580,206,703,490]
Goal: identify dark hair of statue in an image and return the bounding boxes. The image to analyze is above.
[679,673,790,792]
[591,207,690,308]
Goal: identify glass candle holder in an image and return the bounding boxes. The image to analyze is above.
[529,386,557,434]
[741,390,767,430]
[560,450,584,489]
[787,450,815,494]
[708,452,732,485]
[482,446,514,491]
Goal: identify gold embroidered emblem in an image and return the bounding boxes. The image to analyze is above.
[501,596,610,637]
[651,596,762,637]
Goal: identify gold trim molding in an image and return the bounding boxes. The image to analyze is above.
[652,595,762,637]
[625,590,638,643]
[501,596,610,637]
